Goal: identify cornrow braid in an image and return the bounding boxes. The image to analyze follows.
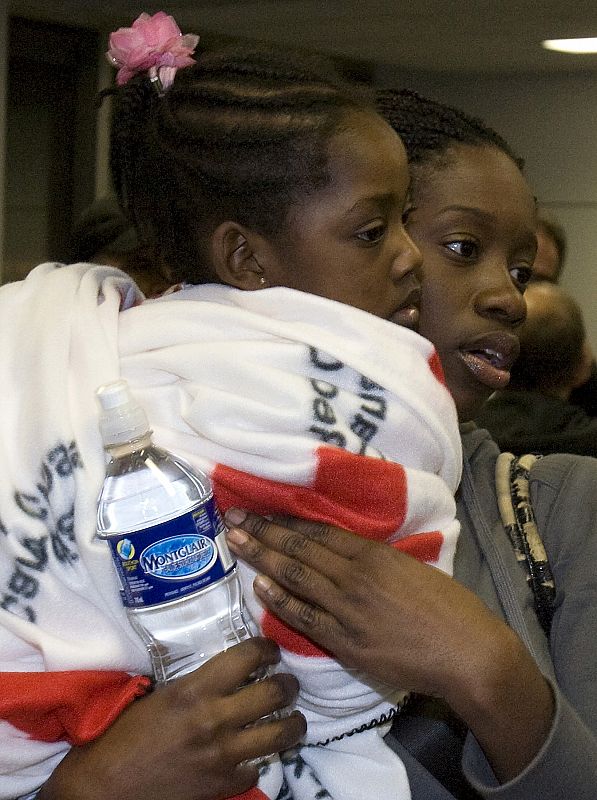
[110,43,373,284]
[376,88,524,171]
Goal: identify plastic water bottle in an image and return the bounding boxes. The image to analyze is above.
[95,379,256,685]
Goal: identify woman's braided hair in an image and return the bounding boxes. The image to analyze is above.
[110,43,373,283]
[376,88,524,172]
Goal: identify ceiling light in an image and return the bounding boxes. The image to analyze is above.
[542,37,597,54]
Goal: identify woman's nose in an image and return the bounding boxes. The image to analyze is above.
[473,272,527,327]
[393,229,422,280]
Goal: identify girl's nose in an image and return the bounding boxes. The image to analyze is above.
[393,229,422,281]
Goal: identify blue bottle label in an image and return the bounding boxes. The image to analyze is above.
[105,496,235,608]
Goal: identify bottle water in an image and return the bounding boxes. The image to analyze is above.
[95,379,256,685]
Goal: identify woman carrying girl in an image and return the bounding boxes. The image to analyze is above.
[0,13,462,800]
[224,91,597,798]
[1,12,594,799]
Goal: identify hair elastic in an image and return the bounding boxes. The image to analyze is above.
[106,11,199,91]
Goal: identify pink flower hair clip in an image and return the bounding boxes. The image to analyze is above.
[106,11,199,94]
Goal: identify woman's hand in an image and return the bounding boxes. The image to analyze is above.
[38,638,305,800]
[224,510,504,696]
[224,510,554,783]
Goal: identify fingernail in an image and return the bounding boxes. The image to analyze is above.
[225,508,247,526]
[254,574,273,593]
[226,528,249,546]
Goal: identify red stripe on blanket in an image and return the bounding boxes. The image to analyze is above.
[261,609,332,658]
[0,671,151,745]
[213,447,407,540]
[214,447,412,656]
[234,790,270,800]
[428,351,446,385]
[391,531,443,563]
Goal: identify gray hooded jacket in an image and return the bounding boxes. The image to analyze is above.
[387,424,597,799]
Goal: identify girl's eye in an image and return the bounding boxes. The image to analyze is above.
[510,265,533,288]
[445,239,478,259]
[356,223,386,244]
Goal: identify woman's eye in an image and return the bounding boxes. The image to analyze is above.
[510,265,533,287]
[445,239,478,258]
[356,223,386,244]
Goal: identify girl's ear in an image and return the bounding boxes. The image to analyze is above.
[210,221,271,290]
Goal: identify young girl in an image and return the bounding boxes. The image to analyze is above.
[0,14,462,800]
[225,91,597,799]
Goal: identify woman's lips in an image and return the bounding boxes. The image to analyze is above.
[458,332,520,390]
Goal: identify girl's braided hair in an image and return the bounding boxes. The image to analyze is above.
[110,44,374,284]
[376,88,524,171]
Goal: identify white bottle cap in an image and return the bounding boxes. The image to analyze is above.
[96,379,150,447]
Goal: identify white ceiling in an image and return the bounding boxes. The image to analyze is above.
[9,0,597,75]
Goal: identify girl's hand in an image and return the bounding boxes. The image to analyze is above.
[224,510,554,783]
[39,638,305,800]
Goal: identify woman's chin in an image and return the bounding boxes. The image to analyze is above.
[448,379,494,424]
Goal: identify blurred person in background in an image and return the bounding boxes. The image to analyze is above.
[531,213,597,414]
[69,195,169,297]
[475,281,597,456]
[531,215,566,284]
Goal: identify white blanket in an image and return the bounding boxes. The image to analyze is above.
[0,263,462,800]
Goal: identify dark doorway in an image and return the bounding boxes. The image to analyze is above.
[3,17,99,282]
